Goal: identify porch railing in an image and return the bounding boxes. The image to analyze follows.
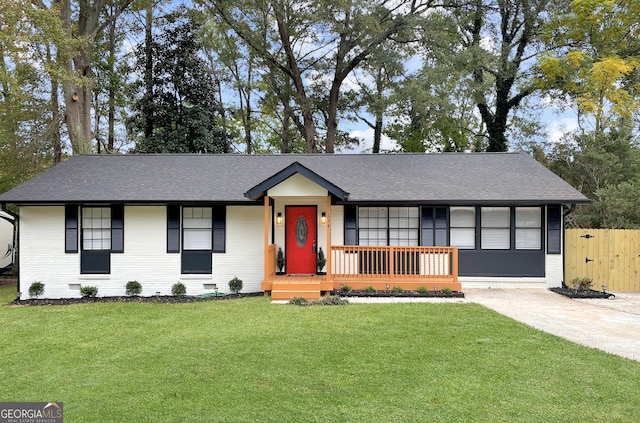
[330,245,458,282]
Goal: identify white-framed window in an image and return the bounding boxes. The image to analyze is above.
[358,206,419,246]
[183,207,212,250]
[82,207,111,250]
[515,207,542,249]
[389,207,419,246]
[358,207,387,246]
[481,207,510,249]
[450,206,476,249]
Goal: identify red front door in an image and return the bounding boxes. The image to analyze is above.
[285,206,317,274]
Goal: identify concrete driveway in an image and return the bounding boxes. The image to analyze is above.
[465,289,640,362]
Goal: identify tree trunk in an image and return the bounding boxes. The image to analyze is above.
[47,45,63,163]
[107,4,116,152]
[282,105,290,154]
[274,8,316,153]
[144,4,154,139]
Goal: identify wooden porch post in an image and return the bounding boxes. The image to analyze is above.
[264,195,270,280]
[452,247,459,280]
[326,195,332,281]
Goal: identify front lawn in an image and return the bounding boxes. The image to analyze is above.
[1,285,639,422]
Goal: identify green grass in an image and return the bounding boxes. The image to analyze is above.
[1,285,639,422]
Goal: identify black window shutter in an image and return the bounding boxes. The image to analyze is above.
[344,205,357,245]
[547,205,561,254]
[167,205,180,253]
[65,205,78,253]
[111,205,124,253]
[212,205,226,253]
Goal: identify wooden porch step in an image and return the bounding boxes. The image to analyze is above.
[272,281,321,291]
[271,290,321,301]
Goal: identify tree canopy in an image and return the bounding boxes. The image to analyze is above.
[1,0,640,227]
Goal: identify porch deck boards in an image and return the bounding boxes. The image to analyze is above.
[261,274,461,301]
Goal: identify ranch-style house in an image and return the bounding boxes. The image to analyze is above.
[0,153,589,300]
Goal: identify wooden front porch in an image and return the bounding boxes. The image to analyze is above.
[261,244,460,300]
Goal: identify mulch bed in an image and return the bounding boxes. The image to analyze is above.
[10,292,263,306]
[331,289,465,298]
[549,287,615,299]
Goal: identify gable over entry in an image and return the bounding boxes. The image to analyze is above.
[244,161,349,201]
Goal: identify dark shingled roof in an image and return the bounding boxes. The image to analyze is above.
[0,153,589,205]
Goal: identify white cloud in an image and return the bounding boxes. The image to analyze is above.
[547,117,579,143]
[337,128,399,153]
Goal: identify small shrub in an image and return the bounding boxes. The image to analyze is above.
[364,285,377,293]
[292,296,348,306]
[440,287,453,295]
[316,247,326,272]
[314,296,349,306]
[276,247,285,272]
[228,276,243,293]
[125,280,142,296]
[417,286,428,294]
[340,285,352,293]
[172,282,186,297]
[29,282,45,298]
[80,286,98,298]
[571,277,593,291]
[392,286,404,293]
[289,297,309,306]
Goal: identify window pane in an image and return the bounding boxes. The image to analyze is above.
[435,208,447,228]
[451,207,475,227]
[451,228,475,249]
[548,229,561,254]
[435,229,447,246]
[423,210,434,228]
[82,207,111,251]
[183,217,212,229]
[481,229,510,249]
[423,231,434,246]
[516,229,541,249]
[184,229,212,250]
[482,207,510,227]
[516,207,541,228]
[183,207,213,251]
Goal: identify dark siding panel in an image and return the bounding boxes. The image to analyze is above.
[167,205,180,253]
[111,205,124,253]
[344,205,357,245]
[212,205,226,253]
[65,205,78,253]
[458,250,545,277]
[81,250,110,274]
[182,251,212,274]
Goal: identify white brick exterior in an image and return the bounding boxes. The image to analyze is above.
[18,205,264,299]
[17,201,565,298]
[212,206,264,293]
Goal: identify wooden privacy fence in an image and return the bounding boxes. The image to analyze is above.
[565,229,640,292]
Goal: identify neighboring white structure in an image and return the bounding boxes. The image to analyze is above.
[0,210,16,273]
[0,153,589,299]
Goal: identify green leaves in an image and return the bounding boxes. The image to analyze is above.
[128,9,230,153]
[537,0,640,130]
